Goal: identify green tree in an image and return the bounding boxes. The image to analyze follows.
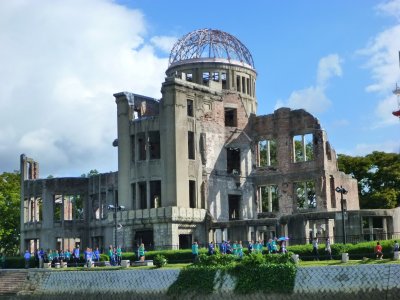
[337,151,400,209]
[0,172,21,255]
[80,169,99,178]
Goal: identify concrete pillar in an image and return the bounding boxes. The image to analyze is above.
[268,186,273,213]
[369,217,374,241]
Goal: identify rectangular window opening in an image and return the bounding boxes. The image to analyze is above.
[149,131,160,159]
[202,72,210,84]
[228,195,240,220]
[188,131,195,160]
[54,194,62,222]
[236,75,241,92]
[330,176,336,208]
[221,72,227,89]
[138,182,147,209]
[150,180,161,208]
[131,135,135,161]
[186,73,193,82]
[260,185,279,212]
[224,108,237,127]
[212,72,219,81]
[227,148,240,174]
[189,180,196,208]
[241,77,246,93]
[293,133,314,162]
[187,99,194,117]
[258,139,277,167]
[138,133,146,161]
[294,181,316,210]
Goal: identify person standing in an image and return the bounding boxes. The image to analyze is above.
[207,241,215,255]
[38,248,44,268]
[238,241,243,258]
[375,241,383,259]
[24,250,31,269]
[139,243,145,262]
[192,241,199,262]
[248,240,254,254]
[108,246,114,266]
[312,237,319,261]
[325,238,332,260]
[116,246,122,266]
[73,245,80,267]
[219,240,227,255]
[93,247,100,264]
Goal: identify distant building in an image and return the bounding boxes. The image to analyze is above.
[20,29,398,253]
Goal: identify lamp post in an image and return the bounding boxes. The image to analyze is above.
[335,186,348,244]
[107,204,125,247]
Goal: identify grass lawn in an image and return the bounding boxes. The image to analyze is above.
[299,258,400,267]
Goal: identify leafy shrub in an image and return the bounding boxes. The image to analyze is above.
[195,253,237,267]
[153,254,167,268]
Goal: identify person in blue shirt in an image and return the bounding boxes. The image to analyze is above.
[73,245,80,267]
[192,241,199,262]
[84,247,93,267]
[208,241,215,255]
[219,240,227,255]
[64,249,71,262]
[24,250,31,269]
[226,241,232,254]
[93,247,100,264]
[248,240,254,254]
[38,248,44,268]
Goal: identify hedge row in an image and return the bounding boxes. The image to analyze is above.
[167,253,297,296]
[287,239,398,260]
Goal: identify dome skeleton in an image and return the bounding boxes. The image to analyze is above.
[169,29,255,68]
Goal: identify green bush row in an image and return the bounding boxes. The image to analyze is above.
[168,252,297,296]
[287,239,398,260]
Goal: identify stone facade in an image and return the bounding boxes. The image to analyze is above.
[19,29,395,253]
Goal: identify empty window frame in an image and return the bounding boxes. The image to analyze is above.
[188,131,195,160]
[202,72,210,84]
[138,181,147,209]
[212,72,219,81]
[236,75,241,92]
[186,73,193,82]
[294,181,316,209]
[259,185,279,212]
[187,99,194,117]
[189,180,196,208]
[224,107,237,127]
[150,180,161,208]
[221,72,227,89]
[246,78,250,95]
[330,176,336,208]
[131,135,135,161]
[138,133,146,161]
[242,77,246,93]
[67,195,84,220]
[54,194,62,221]
[228,195,241,220]
[149,131,160,159]
[293,133,314,162]
[227,147,241,174]
[258,139,277,166]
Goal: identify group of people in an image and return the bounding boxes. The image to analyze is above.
[192,238,289,261]
[22,245,102,268]
[311,237,332,260]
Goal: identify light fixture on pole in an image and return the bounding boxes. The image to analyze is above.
[107,204,125,247]
[335,186,348,244]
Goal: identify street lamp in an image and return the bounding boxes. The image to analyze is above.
[335,186,348,244]
[107,204,125,247]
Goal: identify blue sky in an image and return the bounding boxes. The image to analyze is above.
[0,0,399,177]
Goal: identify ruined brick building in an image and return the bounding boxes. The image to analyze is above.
[20,29,400,253]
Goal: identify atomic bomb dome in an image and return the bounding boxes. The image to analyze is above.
[168,28,255,69]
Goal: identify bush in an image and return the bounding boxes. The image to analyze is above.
[153,254,167,268]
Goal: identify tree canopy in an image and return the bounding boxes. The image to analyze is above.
[337,151,400,209]
[0,172,20,255]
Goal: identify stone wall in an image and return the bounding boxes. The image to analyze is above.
[4,264,400,300]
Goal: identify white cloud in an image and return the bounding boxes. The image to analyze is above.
[338,140,400,156]
[0,0,170,177]
[275,54,342,114]
[359,0,400,127]
[317,54,343,87]
[150,36,177,54]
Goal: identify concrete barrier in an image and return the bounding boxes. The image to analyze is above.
[43,262,51,269]
[133,260,153,267]
[394,251,399,260]
[341,253,349,263]
[291,254,299,264]
[121,260,130,268]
